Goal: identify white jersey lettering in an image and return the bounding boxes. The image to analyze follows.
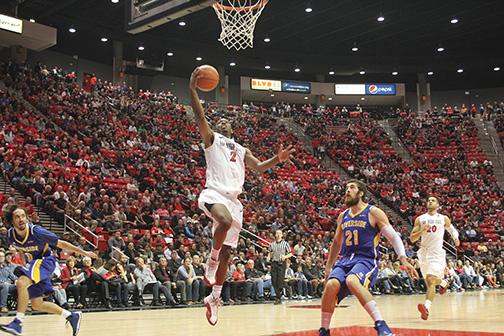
[419,212,445,254]
[204,132,246,197]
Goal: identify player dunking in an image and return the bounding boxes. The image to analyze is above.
[189,66,295,326]
[319,180,418,336]
[410,196,459,320]
[0,205,96,336]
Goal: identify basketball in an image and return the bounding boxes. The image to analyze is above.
[196,65,219,92]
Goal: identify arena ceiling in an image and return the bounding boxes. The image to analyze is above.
[13,0,504,90]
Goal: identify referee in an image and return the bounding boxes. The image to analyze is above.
[268,230,292,305]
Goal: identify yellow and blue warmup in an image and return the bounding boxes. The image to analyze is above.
[7,224,59,299]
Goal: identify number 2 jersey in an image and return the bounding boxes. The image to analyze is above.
[7,223,59,263]
[204,132,246,198]
[337,204,380,266]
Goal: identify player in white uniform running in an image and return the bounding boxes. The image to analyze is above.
[410,196,460,320]
[189,67,295,326]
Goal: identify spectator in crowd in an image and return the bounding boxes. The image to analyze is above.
[60,257,88,308]
[0,251,17,313]
[231,263,253,302]
[153,257,179,305]
[176,257,200,304]
[133,257,168,306]
[244,259,274,301]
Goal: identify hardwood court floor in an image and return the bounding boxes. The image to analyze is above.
[2,290,503,336]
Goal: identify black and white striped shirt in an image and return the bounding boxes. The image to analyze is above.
[269,240,291,262]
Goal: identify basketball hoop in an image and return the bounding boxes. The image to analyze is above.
[212,0,269,51]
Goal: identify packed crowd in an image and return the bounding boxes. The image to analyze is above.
[0,61,343,309]
[292,104,502,250]
[0,61,502,312]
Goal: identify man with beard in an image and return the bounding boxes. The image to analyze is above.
[319,180,418,336]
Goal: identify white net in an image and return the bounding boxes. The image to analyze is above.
[212,0,269,51]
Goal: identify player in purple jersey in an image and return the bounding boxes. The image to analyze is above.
[0,205,97,336]
[319,180,418,336]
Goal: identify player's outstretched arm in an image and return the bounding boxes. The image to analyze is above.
[324,213,344,282]
[372,207,419,279]
[57,239,97,259]
[189,67,214,148]
[244,144,295,173]
[444,216,460,246]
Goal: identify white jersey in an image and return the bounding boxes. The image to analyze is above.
[204,132,246,197]
[418,212,446,254]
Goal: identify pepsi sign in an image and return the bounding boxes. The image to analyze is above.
[365,84,396,95]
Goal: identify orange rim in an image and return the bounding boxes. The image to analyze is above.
[213,0,269,12]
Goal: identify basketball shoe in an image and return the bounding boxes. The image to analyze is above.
[319,327,331,336]
[374,320,395,336]
[0,319,22,335]
[417,303,429,320]
[204,257,219,286]
[204,293,222,326]
[439,279,453,295]
[66,311,82,336]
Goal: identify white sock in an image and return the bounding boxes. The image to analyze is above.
[363,300,383,322]
[212,285,223,299]
[61,309,72,318]
[440,279,448,288]
[15,312,25,322]
[210,248,221,261]
[321,311,333,329]
[425,299,432,310]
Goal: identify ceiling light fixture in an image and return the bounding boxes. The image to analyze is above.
[29,19,35,23]
[359,70,366,75]
[229,62,236,66]
[178,21,186,26]
[101,37,108,42]
[167,52,174,56]
[264,64,271,69]
[294,67,301,72]
[493,67,501,72]
[111,0,119,3]
[196,56,203,61]
[304,97,308,100]
[264,36,271,43]
[450,17,459,24]
[437,46,445,52]
[427,71,434,75]
[392,71,398,75]
[328,71,335,75]
[377,13,385,22]
[68,28,76,33]
[305,2,312,13]
[457,68,464,73]
[138,45,145,51]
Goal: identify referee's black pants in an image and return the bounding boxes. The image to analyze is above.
[271,261,286,300]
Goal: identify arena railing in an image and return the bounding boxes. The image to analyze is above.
[63,214,99,249]
[443,239,458,260]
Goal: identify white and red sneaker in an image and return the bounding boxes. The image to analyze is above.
[439,279,452,295]
[417,304,429,320]
[204,294,222,326]
[204,258,219,287]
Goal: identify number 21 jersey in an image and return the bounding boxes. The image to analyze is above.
[338,204,380,266]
